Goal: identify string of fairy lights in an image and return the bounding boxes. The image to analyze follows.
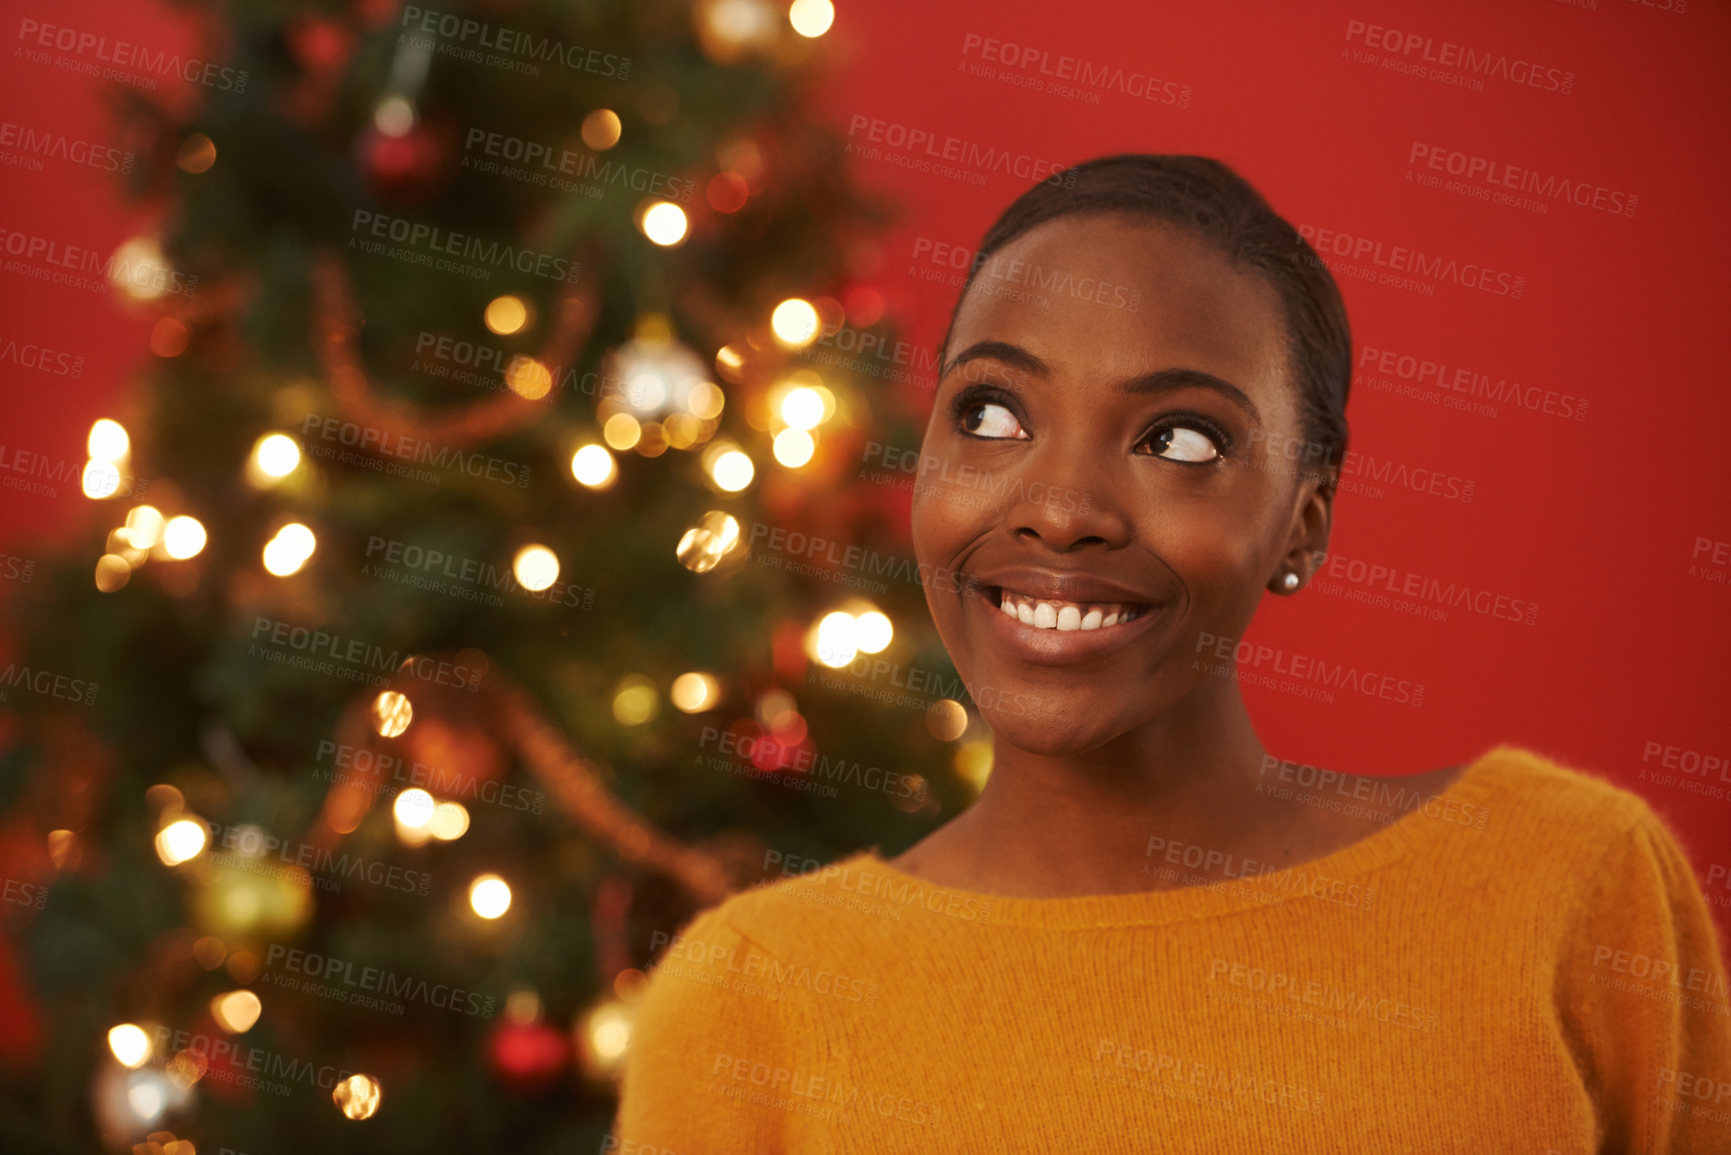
[47,2,1018,1143]
[80,290,886,1125]
[82,296,891,642]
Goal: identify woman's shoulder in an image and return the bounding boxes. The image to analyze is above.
[1472,742,1660,829]
[1464,742,1685,874]
[653,850,910,968]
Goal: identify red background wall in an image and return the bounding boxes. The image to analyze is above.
[3,1,1729,932]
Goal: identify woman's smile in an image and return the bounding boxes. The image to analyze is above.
[956,563,1167,668]
[968,577,1165,667]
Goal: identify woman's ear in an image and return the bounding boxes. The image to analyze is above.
[1269,481,1331,595]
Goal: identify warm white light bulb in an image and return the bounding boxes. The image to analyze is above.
[770,299,819,348]
[254,434,301,478]
[513,545,559,591]
[641,202,688,246]
[88,419,130,461]
[470,875,512,919]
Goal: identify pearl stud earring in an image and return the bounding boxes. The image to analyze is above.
[1281,572,1300,591]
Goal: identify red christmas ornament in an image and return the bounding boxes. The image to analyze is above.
[286,18,353,74]
[487,1019,569,1087]
[352,0,403,30]
[356,121,452,207]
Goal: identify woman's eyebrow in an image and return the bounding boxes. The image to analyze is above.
[1119,367,1261,423]
[941,339,1048,382]
[942,340,1260,422]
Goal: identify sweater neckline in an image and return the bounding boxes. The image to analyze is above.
[847,744,1511,930]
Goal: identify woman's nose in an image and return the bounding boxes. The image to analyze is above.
[1001,446,1134,552]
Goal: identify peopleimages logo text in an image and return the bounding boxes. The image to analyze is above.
[248,616,484,693]
[15,18,250,91]
[349,211,580,284]
[202,822,432,896]
[300,414,532,488]
[263,944,496,1017]
[399,6,629,77]
[0,120,132,173]
[1295,224,1524,299]
[463,127,695,201]
[1343,19,1573,94]
[0,227,199,296]
[846,114,1075,188]
[1408,144,1637,218]
[0,336,84,378]
[0,662,98,705]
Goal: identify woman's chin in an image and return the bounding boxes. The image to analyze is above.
[976,707,1124,758]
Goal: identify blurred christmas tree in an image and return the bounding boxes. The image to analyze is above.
[0,0,979,1150]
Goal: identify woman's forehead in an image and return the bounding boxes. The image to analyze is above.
[950,214,1291,397]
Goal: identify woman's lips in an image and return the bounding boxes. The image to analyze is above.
[970,583,1162,667]
[991,585,1148,630]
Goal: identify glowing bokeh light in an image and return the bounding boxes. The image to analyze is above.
[470,875,512,919]
[788,0,836,37]
[155,819,208,866]
[393,788,435,829]
[262,523,316,576]
[505,356,553,400]
[854,610,893,653]
[332,1072,382,1120]
[81,460,122,499]
[429,801,470,841]
[709,449,754,491]
[176,132,217,173]
[670,671,720,712]
[641,201,688,246]
[772,428,814,467]
[581,109,622,150]
[675,511,742,573]
[570,444,617,488]
[811,611,859,668]
[125,506,166,549]
[373,96,414,136]
[108,1024,152,1068]
[603,413,642,450]
[372,690,413,737]
[94,554,131,593]
[254,433,301,478]
[611,678,659,726]
[163,516,207,559]
[484,295,530,335]
[779,386,825,430]
[513,545,559,591]
[770,298,819,348]
[88,420,129,461]
[211,990,263,1034]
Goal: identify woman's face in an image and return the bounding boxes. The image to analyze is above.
[911,212,1329,755]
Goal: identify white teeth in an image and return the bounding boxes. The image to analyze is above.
[996,589,1144,631]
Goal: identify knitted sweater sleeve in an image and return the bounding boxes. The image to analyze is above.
[612,904,790,1154]
[1553,802,1731,1153]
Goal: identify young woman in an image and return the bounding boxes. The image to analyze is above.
[615,155,1731,1152]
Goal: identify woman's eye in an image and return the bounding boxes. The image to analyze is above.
[1145,425,1221,463]
[959,402,1027,440]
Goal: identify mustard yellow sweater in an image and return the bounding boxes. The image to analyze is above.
[614,744,1731,1152]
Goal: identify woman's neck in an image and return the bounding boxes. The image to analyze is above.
[889,687,1464,900]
